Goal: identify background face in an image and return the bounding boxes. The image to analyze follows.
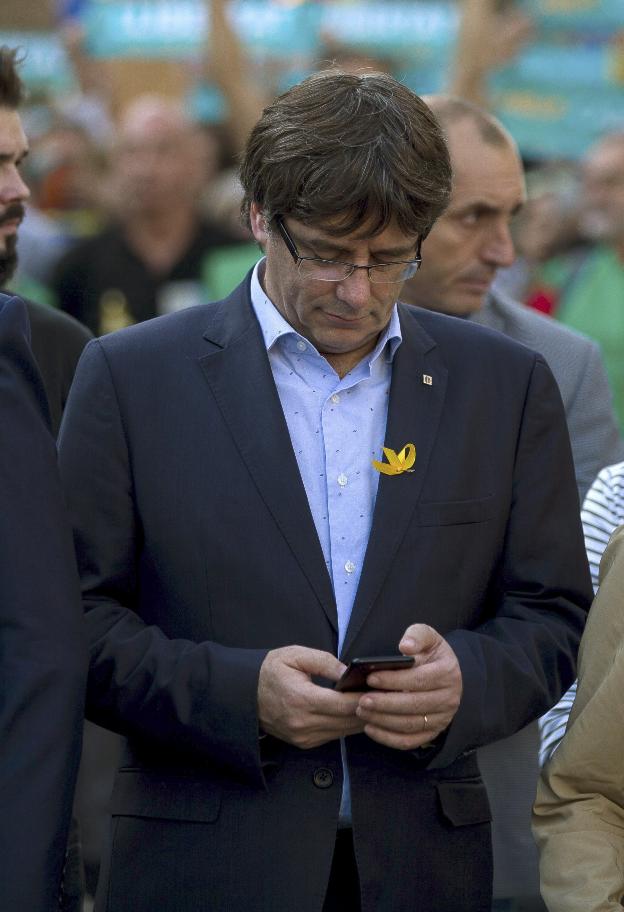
[581,138,624,245]
[0,107,29,259]
[113,104,205,217]
[403,118,525,316]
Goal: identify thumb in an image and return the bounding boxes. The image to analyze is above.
[399,624,440,658]
[290,646,346,683]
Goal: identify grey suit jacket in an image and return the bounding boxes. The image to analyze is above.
[470,290,624,900]
[473,291,624,502]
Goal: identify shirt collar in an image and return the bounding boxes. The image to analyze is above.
[250,258,402,367]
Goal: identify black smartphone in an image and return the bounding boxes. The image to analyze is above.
[334,655,415,692]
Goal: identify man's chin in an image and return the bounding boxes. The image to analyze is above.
[447,280,492,317]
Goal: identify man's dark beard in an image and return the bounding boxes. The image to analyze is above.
[0,233,18,288]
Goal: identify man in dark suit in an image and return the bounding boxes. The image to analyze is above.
[0,292,86,910]
[400,96,624,912]
[58,71,591,912]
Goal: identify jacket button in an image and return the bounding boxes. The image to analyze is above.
[313,767,334,789]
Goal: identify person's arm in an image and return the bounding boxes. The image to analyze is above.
[582,463,624,590]
[0,295,86,912]
[58,339,268,781]
[59,20,112,105]
[357,354,591,762]
[202,0,268,154]
[58,338,362,783]
[533,526,624,912]
[448,0,533,108]
[424,355,591,767]
[538,681,576,767]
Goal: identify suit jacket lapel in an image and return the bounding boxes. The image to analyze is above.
[342,305,448,656]
[197,282,338,634]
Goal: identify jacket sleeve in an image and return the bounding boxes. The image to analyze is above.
[0,295,86,912]
[428,355,592,767]
[533,526,624,912]
[58,339,268,785]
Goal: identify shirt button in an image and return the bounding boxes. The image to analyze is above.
[313,768,334,789]
[331,393,340,404]
[296,340,306,352]
[345,560,356,574]
[337,473,348,487]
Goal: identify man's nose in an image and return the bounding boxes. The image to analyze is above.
[481,222,515,268]
[334,267,372,308]
[0,166,30,204]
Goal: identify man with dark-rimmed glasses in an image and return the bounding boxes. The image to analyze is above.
[58,70,591,912]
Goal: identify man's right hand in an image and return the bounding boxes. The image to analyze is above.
[258,646,364,749]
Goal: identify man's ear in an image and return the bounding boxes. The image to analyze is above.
[249,202,269,244]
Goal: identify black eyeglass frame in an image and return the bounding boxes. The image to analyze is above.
[275,217,423,284]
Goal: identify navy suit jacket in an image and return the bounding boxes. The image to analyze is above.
[0,294,86,911]
[58,276,592,912]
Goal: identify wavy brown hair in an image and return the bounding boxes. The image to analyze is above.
[0,47,25,109]
[240,70,451,239]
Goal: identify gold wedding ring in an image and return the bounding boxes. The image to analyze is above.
[422,714,429,731]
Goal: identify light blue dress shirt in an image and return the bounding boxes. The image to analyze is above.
[250,261,402,821]
[250,260,402,652]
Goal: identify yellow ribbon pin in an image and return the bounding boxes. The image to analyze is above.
[372,443,416,476]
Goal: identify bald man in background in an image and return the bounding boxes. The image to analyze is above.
[51,95,236,335]
[401,97,624,912]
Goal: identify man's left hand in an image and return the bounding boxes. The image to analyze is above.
[355,624,463,750]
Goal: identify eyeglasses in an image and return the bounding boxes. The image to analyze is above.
[275,218,422,284]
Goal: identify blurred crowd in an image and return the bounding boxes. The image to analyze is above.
[5,1,624,428]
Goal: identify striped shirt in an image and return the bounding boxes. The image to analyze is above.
[539,460,624,765]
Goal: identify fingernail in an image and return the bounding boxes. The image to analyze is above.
[360,696,373,709]
[400,637,416,650]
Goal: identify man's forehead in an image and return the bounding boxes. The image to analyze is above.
[447,138,525,210]
[449,182,525,212]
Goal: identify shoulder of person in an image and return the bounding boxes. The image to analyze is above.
[399,299,544,366]
[95,274,252,363]
[20,298,92,347]
[0,291,29,336]
[51,223,124,273]
[489,290,597,351]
